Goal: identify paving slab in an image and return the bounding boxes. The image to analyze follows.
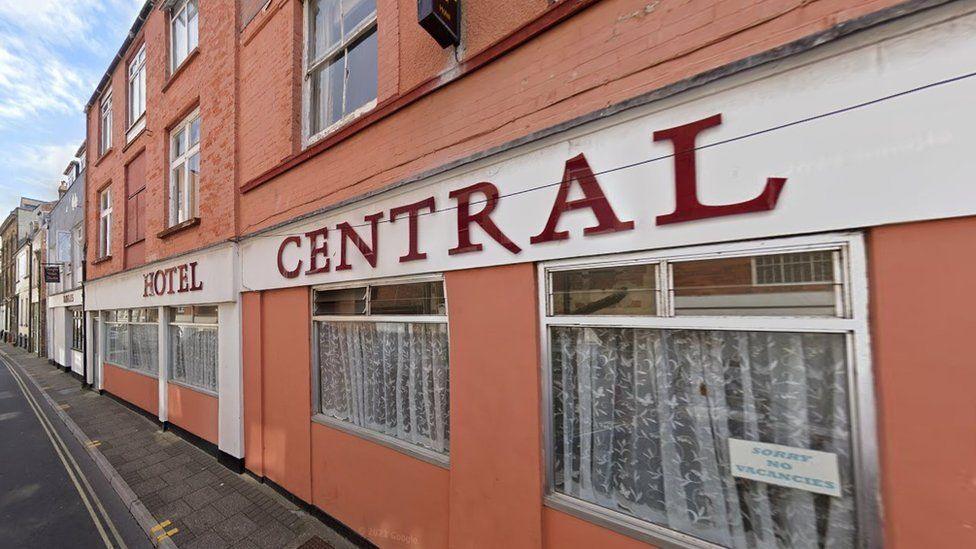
[0,343,360,549]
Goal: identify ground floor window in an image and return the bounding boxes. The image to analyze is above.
[541,235,873,548]
[169,305,218,393]
[312,278,450,460]
[71,309,84,351]
[104,308,158,376]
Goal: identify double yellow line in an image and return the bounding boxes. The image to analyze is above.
[0,354,127,549]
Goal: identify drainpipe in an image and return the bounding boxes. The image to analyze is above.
[81,257,87,387]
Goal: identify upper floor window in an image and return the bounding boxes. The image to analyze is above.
[169,110,201,227]
[56,230,72,289]
[72,223,83,285]
[305,0,378,140]
[99,91,113,155]
[127,44,147,132]
[171,0,199,71]
[98,188,112,258]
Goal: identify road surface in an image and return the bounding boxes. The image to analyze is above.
[0,352,152,548]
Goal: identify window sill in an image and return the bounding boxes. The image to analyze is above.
[311,414,450,470]
[162,48,200,93]
[156,217,200,239]
[91,255,112,265]
[304,99,378,151]
[94,148,114,168]
[105,363,159,380]
[168,379,218,398]
[544,493,719,549]
[124,117,147,149]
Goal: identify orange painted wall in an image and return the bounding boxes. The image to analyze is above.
[444,264,545,547]
[869,217,976,548]
[254,286,312,501]
[167,383,218,444]
[543,509,656,549]
[103,363,158,416]
[242,291,265,477]
[310,423,450,548]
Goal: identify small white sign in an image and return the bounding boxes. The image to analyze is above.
[728,438,841,497]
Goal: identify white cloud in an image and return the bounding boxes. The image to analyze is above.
[0,0,144,123]
[0,0,144,214]
[0,141,77,197]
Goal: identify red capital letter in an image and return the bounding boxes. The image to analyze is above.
[654,114,786,225]
[165,267,178,294]
[390,197,435,262]
[531,153,634,244]
[143,273,154,297]
[304,227,330,275]
[188,262,204,291]
[277,236,303,279]
[153,271,166,296]
[448,182,521,255]
[336,212,383,271]
[177,264,189,292]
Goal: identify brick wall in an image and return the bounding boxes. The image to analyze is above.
[85,0,239,280]
[235,0,917,236]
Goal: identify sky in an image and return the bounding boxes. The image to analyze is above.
[0,0,144,216]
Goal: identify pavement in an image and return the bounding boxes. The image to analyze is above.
[0,343,362,549]
[0,347,150,549]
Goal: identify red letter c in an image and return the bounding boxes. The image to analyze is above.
[277,236,303,279]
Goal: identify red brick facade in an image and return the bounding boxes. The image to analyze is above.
[85,1,238,278]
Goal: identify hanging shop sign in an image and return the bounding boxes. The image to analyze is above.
[728,438,841,497]
[44,265,61,283]
[418,0,460,48]
[241,14,976,291]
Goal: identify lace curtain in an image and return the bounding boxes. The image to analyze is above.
[105,323,128,367]
[105,323,158,377]
[129,325,159,376]
[316,321,450,454]
[551,327,855,548]
[171,325,218,392]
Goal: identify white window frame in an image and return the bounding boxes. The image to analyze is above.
[98,188,112,258]
[71,309,84,352]
[170,0,199,72]
[168,109,201,227]
[301,0,378,147]
[72,223,83,286]
[99,90,113,155]
[104,309,159,377]
[17,251,27,280]
[310,273,450,468]
[751,249,835,286]
[127,43,147,140]
[537,232,881,549]
[168,305,219,396]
